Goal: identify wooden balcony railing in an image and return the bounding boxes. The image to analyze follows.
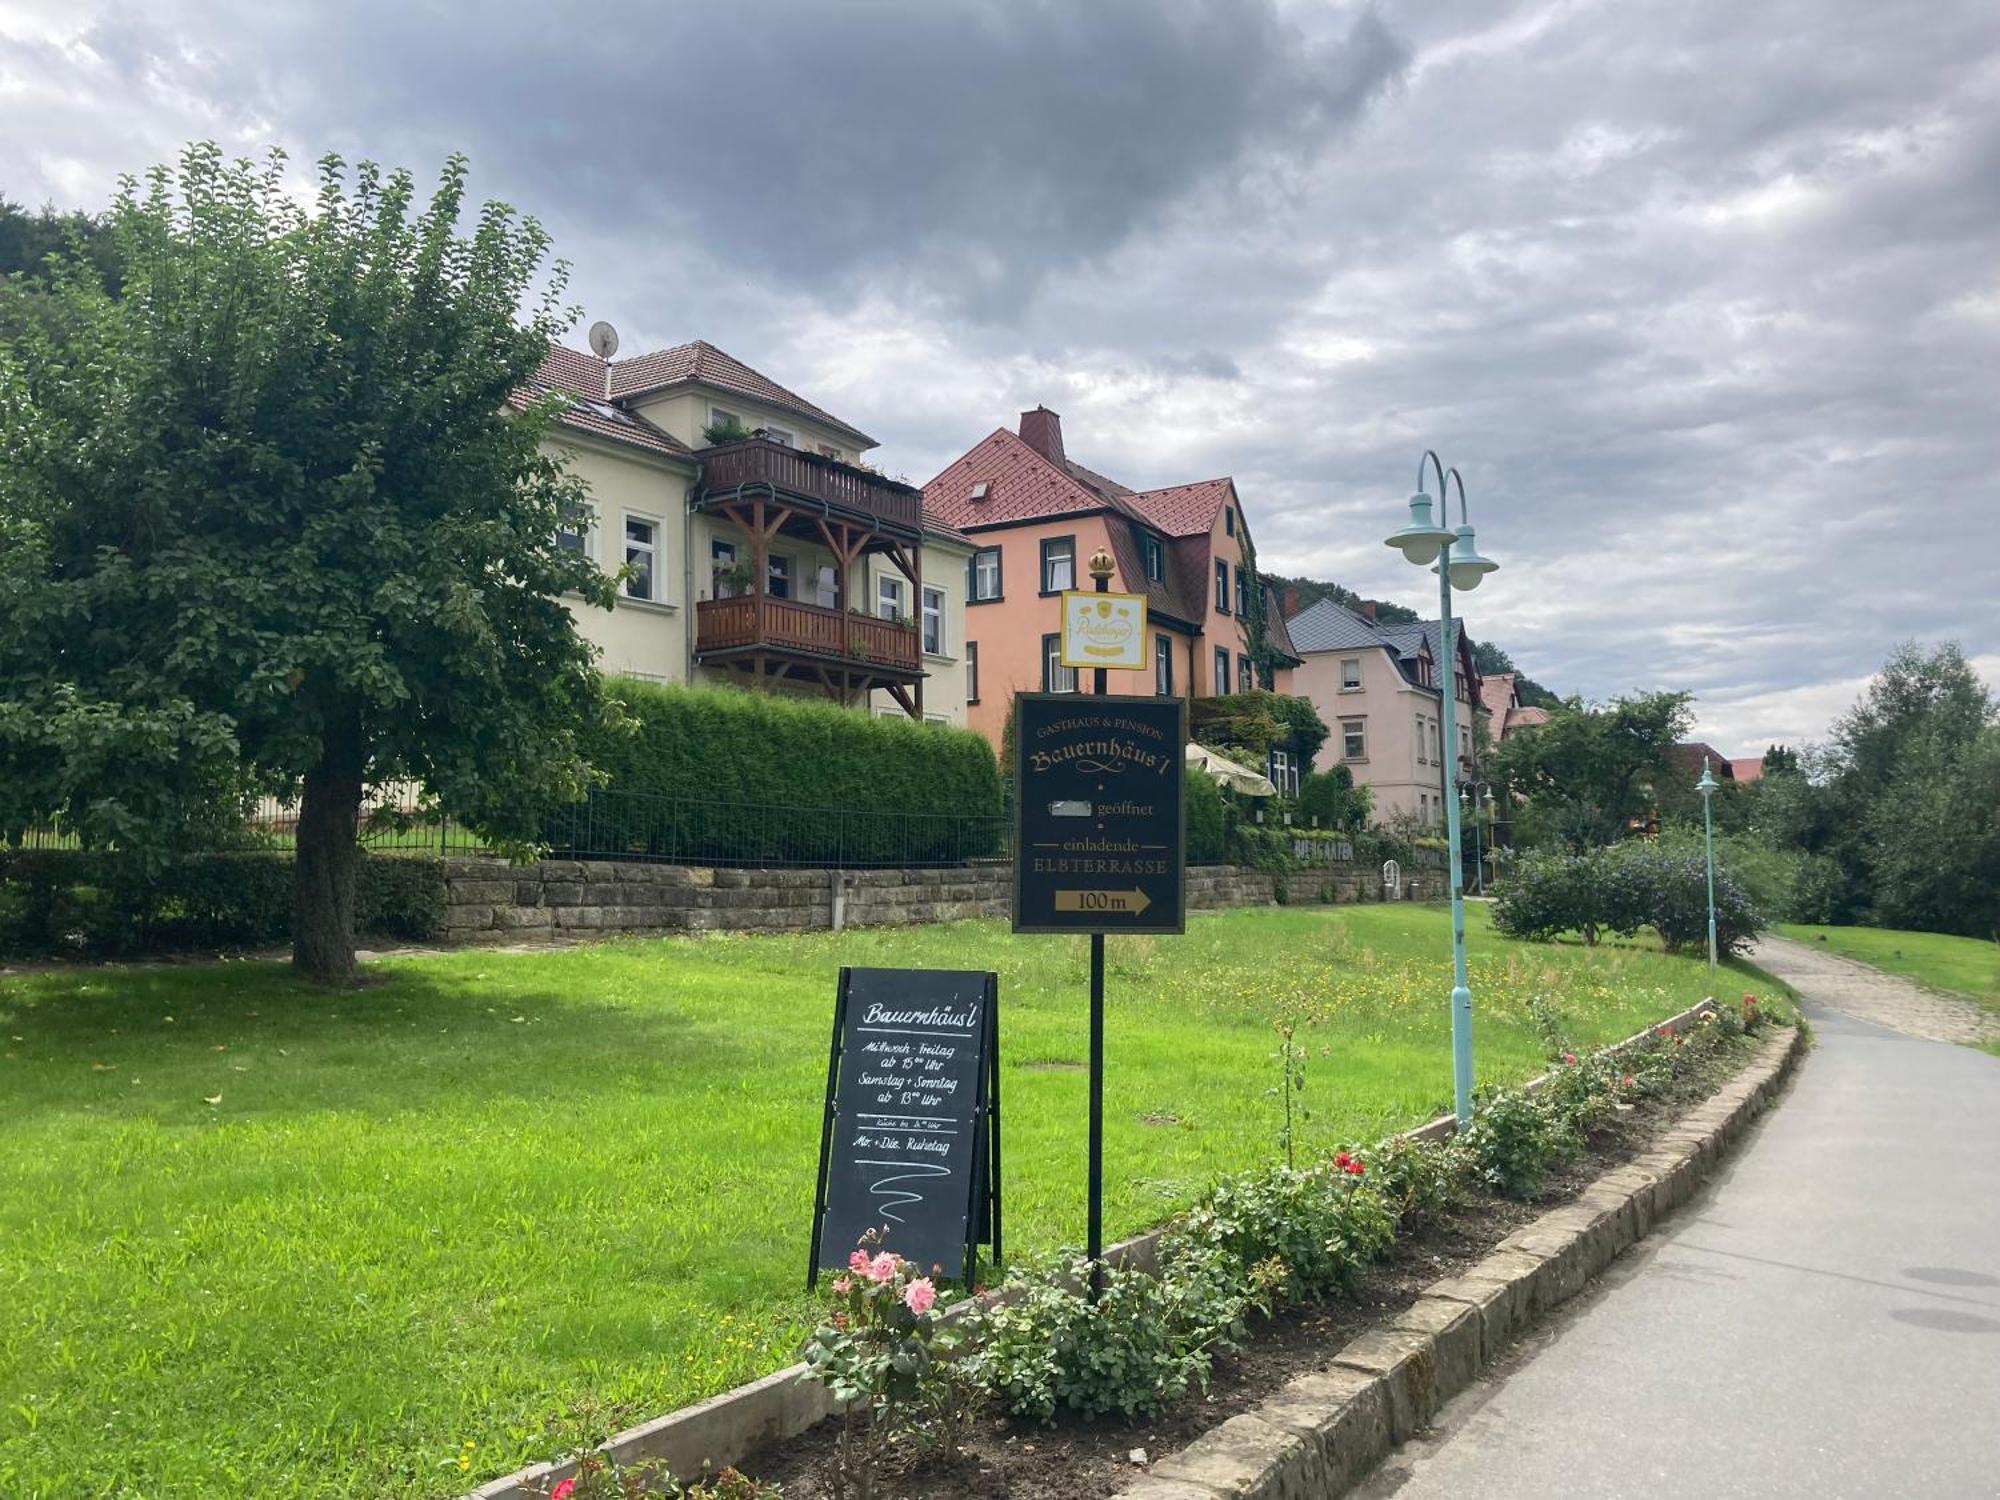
[698,439,923,534]
[696,595,921,673]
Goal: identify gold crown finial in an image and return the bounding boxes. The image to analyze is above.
[1087,548,1116,580]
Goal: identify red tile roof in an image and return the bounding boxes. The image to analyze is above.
[607,339,875,447]
[1728,756,1766,783]
[1124,477,1235,538]
[924,428,1120,530]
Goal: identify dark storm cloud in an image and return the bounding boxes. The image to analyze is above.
[63,0,1406,310]
[6,0,1999,749]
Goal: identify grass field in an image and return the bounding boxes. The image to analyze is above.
[1778,923,2000,1017]
[0,904,1760,1498]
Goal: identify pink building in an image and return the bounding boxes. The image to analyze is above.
[922,407,1300,764]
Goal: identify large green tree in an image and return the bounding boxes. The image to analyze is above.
[0,145,617,981]
[1489,690,1692,850]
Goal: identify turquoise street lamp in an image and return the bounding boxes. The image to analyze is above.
[1696,756,1720,974]
[1386,452,1499,1127]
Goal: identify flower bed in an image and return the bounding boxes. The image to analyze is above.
[516,995,1793,1500]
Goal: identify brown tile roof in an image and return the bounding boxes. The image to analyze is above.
[607,339,875,448]
[1504,705,1551,734]
[516,345,693,461]
[924,428,1124,530]
[1064,457,1136,502]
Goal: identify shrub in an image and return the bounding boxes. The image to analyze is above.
[1491,849,1602,943]
[1175,1161,1395,1301]
[557,681,1004,866]
[1186,771,1227,863]
[1361,1134,1466,1227]
[0,850,443,958]
[970,1244,1262,1422]
[1297,766,1372,834]
[1494,842,1764,956]
[799,1241,975,1495]
[1459,1088,1576,1199]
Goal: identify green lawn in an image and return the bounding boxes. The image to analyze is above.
[1778,923,2000,1021]
[0,905,1757,1498]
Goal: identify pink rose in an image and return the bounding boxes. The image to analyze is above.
[868,1252,900,1284]
[551,1480,575,1500]
[903,1277,936,1315]
[1562,1051,1577,1065]
[831,1276,852,1294]
[848,1249,871,1272]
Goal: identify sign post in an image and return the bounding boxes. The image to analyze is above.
[1016,549,1185,1294]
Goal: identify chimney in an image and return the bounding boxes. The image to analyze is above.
[1359,600,1377,622]
[1282,586,1300,618]
[1019,406,1065,466]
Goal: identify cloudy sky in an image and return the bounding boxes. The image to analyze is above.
[5,0,1997,752]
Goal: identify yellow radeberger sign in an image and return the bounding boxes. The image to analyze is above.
[1059,590,1148,671]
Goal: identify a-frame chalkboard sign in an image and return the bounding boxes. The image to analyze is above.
[808,967,1001,1289]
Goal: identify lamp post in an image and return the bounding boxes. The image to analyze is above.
[1385,453,1498,1126]
[1460,784,1496,896]
[1696,756,1720,975]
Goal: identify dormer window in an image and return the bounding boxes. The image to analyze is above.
[1142,533,1165,581]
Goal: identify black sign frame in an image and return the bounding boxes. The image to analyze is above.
[807,967,1002,1289]
[1012,692,1188,935]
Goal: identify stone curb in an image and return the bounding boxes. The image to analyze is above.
[1125,1021,1805,1500]
[464,998,1750,1499]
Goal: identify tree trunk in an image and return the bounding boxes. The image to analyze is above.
[293,708,365,984]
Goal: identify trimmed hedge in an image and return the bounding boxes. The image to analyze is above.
[551,680,1005,866]
[0,850,445,958]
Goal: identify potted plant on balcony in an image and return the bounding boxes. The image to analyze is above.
[714,561,755,598]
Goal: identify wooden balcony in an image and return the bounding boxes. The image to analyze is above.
[696,438,923,538]
[696,595,922,679]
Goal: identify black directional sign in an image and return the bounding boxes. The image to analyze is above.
[1012,693,1187,934]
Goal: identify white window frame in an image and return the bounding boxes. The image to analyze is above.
[921,586,945,656]
[763,424,796,448]
[970,547,1002,601]
[966,641,980,703]
[1340,658,1362,691]
[813,562,839,609]
[1416,715,1429,765]
[1214,646,1230,695]
[622,513,659,602]
[876,573,906,622]
[1040,536,1075,594]
[556,502,594,561]
[1045,634,1078,693]
[766,552,791,600]
[1154,634,1173,696]
[1142,534,1165,581]
[1341,717,1366,762]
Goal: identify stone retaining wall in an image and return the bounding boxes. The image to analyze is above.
[441,858,1384,941]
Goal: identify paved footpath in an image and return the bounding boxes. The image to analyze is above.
[1358,936,2000,1500]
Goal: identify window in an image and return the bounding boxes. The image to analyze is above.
[1225,506,1236,537]
[1420,793,1429,823]
[1154,634,1173,696]
[1239,653,1253,692]
[1416,716,1429,765]
[1341,658,1362,691]
[623,515,657,602]
[877,574,905,622]
[1235,566,1249,618]
[1431,720,1444,764]
[967,642,980,704]
[766,553,790,600]
[968,546,1002,602]
[1142,533,1165,582]
[922,586,944,655]
[763,425,796,448]
[1040,536,1075,594]
[1215,560,1230,612]
[817,443,842,460]
[1342,718,1366,761]
[1043,634,1077,693]
[1460,726,1471,763]
[1269,748,1298,798]
[1214,647,1230,695]
[556,502,591,558]
[814,563,838,609]
[709,404,745,436]
[710,538,738,598]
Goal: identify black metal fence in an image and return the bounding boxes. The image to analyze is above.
[8,784,1009,870]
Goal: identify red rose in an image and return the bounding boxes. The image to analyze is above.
[552,1480,576,1500]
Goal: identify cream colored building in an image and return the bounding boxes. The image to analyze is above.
[525,339,970,725]
[1285,598,1486,826]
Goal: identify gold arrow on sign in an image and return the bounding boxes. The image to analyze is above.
[1054,888,1153,916]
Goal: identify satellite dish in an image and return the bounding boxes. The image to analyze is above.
[587,321,620,359]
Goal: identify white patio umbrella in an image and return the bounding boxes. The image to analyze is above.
[1184,742,1278,797]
